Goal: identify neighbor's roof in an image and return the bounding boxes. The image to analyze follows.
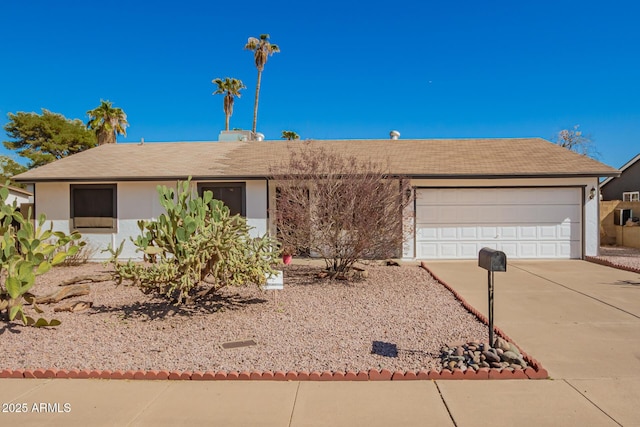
[2,184,32,196]
[13,138,620,182]
[600,152,640,188]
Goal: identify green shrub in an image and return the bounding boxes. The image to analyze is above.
[107,178,279,303]
[0,184,84,326]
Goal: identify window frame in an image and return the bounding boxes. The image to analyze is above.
[622,191,639,202]
[197,182,246,217]
[70,184,117,233]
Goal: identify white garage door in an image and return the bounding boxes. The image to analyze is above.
[415,188,582,259]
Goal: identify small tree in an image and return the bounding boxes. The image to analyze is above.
[0,185,84,326]
[107,179,280,303]
[0,156,27,187]
[3,109,97,168]
[271,143,413,277]
[281,130,300,140]
[555,125,598,158]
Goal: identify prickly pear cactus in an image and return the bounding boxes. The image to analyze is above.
[0,183,84,326]
[108,178,279,303]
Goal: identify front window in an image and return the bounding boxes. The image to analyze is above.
[623,191,639,202]
[197,183,246,216]
[70,184,117,232]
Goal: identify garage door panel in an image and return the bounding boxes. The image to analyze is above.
[499,243,518,258]
[439,244,458,257]
[479,227,498,239]
[499,227,518,239]
[439,227,457,239]
[518,226,537,239]
[416,226,436,239]
[418,206,439,220]
[417,243,438,258]
[518,243,538,258]
[459,227,477,239]
[415,188,581,259]
[539,225,558,239]
[460,244,478,257]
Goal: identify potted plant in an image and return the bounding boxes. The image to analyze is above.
[281,244,295,265]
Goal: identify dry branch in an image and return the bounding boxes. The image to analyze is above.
[54,301,93,313]
[59,274,112,286]
[36,284,90,304]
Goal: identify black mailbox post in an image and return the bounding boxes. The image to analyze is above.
[478,248,507,347]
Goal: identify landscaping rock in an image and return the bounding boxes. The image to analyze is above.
[494,337,511,352]
[440,340,529,372]
[483,350,500,363]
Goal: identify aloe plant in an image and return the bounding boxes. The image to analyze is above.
[0,184,84,326]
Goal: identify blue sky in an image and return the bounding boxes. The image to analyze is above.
[1,0,639,170]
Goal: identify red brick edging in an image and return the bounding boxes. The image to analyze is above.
[0,262,549,381]
[0,366,548,380]
[585,256,640,274]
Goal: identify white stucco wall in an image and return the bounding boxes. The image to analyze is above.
[34,180,269,261]
[405,177,601,259]
[6,191,31,207]
[34,176,601,261]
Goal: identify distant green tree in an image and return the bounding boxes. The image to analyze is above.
[3,110,97,168]
[0,156,27,186]
[281,130,300,140]
[245,34,280,134]
[87,100,128,145]
[212,77,246,131]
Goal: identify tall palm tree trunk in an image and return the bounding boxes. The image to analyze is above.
[252,69,263,134]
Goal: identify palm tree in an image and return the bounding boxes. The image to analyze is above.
[244,34,280,134]
[212,77,246,131]
[281,130,300,140]
[86,100,128,145]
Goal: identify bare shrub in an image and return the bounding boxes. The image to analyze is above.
[57,242,97,266]
[271,143,413,277]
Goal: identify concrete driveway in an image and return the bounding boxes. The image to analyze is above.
[426,259,640,427]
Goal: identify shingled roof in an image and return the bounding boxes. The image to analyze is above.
[13,137,619,182]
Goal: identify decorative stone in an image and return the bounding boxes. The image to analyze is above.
[494,337,511,352]
[483,350,500,363]
[501,351,520,364]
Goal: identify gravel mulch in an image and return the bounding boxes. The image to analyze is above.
[586,246,640,273]
[0,262,489,373]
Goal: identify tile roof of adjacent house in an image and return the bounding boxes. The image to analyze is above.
[13,137,620,182]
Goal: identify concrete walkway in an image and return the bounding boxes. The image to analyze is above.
[1,260,639,426]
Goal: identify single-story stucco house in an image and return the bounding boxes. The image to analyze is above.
[13,136,619,261]
[600,153,640,201]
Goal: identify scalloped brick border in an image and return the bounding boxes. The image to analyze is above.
[0,263,550,381]
[585,256,640,274]
[0,366,548,380]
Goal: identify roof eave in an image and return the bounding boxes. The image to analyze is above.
[15,171,620,184]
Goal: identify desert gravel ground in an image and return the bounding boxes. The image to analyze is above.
[589,245,640,271]
[1,261,489,373]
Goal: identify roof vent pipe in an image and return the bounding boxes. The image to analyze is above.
[255,132,265,141]
[390,130,400,140]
